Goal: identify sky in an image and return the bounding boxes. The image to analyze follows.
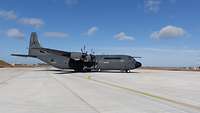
[0,0,200,67]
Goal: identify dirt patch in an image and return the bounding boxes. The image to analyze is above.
[0,60,12,68]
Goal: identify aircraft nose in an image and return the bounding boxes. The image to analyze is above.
[135,62,142,68]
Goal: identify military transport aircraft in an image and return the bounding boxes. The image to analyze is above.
[12,32,142,72]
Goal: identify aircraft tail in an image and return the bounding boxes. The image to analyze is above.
[29,32,41,49]
[28,32,41,56]
[11,32,41,58]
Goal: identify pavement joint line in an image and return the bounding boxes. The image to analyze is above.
[82,76,200,111]
[0,71,25,87]
[50,75,101,113]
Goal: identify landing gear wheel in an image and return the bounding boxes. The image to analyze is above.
[98,69,101,72]
[125,69,130,73]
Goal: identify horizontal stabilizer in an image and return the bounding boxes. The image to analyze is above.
[11,54,37,58]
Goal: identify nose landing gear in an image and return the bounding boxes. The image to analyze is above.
[125,69,131,73]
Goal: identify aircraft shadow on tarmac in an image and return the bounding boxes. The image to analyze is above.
[35,69,140,75]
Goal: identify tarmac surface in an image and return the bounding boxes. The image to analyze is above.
[0,67,200,113]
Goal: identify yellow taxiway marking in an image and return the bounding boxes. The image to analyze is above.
[84,75,200,111]
[86,75,91,79]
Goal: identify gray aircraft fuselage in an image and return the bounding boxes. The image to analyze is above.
[12,32,142,72]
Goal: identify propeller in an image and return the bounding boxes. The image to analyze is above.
[81,45,96,56]
[81,45,88,60]
[80,45,96,62]
[91,49,95,55]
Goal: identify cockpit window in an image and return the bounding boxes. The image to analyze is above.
[129,57,135,62]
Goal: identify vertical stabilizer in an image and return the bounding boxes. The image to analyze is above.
[28,32,41,55]
[29,32,41,49]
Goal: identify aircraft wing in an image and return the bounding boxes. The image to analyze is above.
[32,48,71,57]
